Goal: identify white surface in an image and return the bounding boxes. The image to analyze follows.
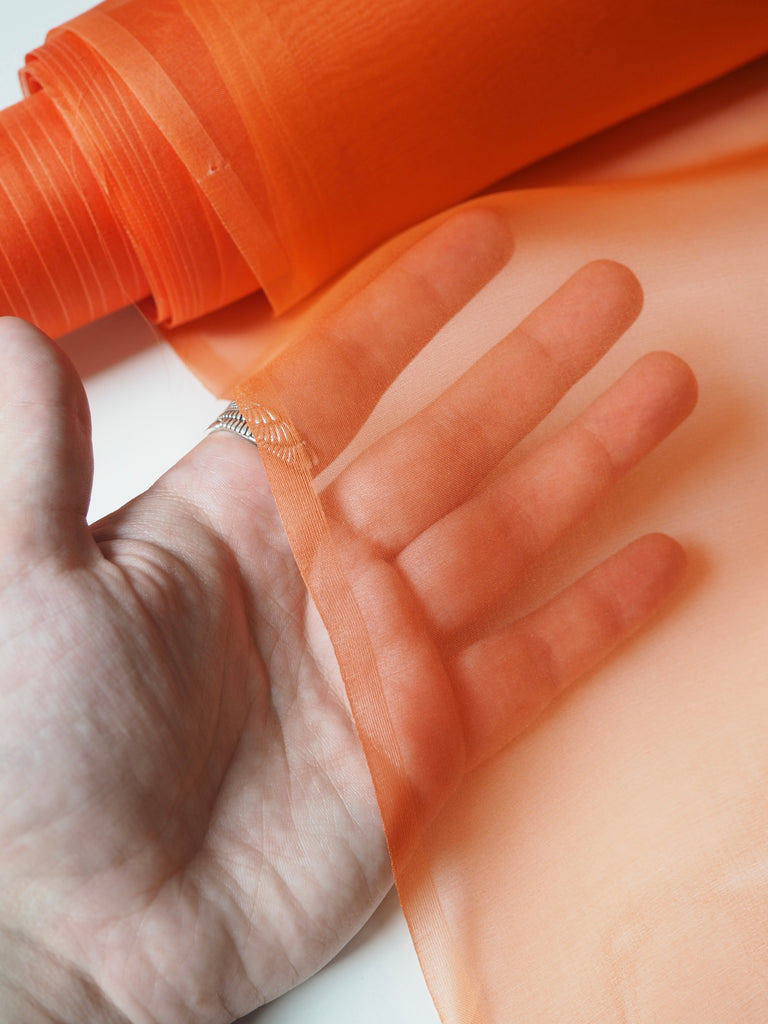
[2,5,441,1022]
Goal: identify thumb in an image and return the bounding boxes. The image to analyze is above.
[0,317,94,569]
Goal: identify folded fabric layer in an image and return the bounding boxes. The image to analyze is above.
[0,90,150,340]
[1,0,768,340]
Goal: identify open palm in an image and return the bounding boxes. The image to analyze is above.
[0,212,695,1023]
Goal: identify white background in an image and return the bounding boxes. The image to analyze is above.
[1,4,440,1022]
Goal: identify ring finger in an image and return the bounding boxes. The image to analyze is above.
[396,349,697,638]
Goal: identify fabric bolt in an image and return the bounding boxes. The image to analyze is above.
[1,0,768,342]
[1,1,768,1022]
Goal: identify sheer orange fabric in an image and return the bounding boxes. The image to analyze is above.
[2,2,768,1022]
[234,107,768,1018]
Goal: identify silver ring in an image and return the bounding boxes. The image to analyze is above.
[207,399,317,467]
[207,400,257,444]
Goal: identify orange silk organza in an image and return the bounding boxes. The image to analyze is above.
[236,88,768,1019]
[2,1,768,1021]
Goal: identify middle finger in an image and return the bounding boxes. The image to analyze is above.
[325,260,643,554]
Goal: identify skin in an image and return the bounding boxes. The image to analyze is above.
[0,211,697,1023]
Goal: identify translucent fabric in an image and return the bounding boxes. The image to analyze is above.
[233,105,768,1019]
[2,1,768,1022]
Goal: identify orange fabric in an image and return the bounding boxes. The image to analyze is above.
[235,103,768,1019]
[1,0,768,348]
[1,2,768,1022]
[0,89,149,339]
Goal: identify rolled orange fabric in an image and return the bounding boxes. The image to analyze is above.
[1,0,767,345]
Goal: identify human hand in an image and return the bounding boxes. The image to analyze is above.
[0,211,696,1023]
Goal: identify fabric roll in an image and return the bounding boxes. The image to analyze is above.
[1,0,767,342]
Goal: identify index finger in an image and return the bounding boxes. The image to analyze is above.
[256,208,513,471]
